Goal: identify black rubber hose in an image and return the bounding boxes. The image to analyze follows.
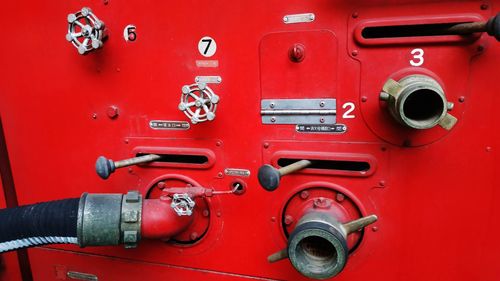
[0,198,79,253]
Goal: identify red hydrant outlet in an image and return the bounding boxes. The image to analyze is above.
[141,199,194,240]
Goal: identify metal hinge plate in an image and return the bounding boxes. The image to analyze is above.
[261,98,336,124]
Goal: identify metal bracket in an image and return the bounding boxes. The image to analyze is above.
[261,99,336,124]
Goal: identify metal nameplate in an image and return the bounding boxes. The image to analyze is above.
[195,76,222,84]
[296,124,347,134]
[224,168,251,177]
[149,120,190,130]
[67,271,98,281]
[261,98,336,125]
[283,13,315,24]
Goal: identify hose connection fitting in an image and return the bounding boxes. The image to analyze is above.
[77,191,143,249]
[379,74,457,130]
[268,211,377,279]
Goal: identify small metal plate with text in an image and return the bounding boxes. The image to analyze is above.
[283,13,315,24]
[224,168,251,177]
[149,120,190,130]
[296,124,347,134]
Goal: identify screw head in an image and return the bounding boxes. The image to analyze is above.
[270,117,276,123]
[319,101,325,107]
[361,96,368,102]
[320,118,325,123]
[458,96,465,103]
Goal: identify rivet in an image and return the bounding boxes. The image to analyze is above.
[352,12,359,18]
[190,232,199,240]
[216,211,221,217]
[284,215,294,225]
[379,180,386,187]
[361,96,368,102]
[270,103,275,108]
[202,209,210,217]
[271,216,276,222]
[335,193,345,202]
[263,142,270,149]
[217,172,223,178]
[372,226,379,232]
[486,146,492,152]
[216,140,222,147]
[320,118,325,123]
[91,113,97,119]
[300,190,309,199]
[352,50,359,56]
[319,101,325,107]
[458,96,465,103]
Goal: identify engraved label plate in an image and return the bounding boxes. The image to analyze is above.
[283,13,315,24]
[296,124,347,134]
[224,168,251,177]
[195,76,222,84]
[149,120,190,130]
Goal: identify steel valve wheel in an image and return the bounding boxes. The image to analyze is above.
[65,7,107,55]
[178,83,220,124]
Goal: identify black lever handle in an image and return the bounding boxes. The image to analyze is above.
[257,160,312,191]
[95,154,161,179]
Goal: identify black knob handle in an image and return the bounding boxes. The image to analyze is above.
[486,13,500,41]
[95,156,115,179]
[95,154,162,180]
[257,160,312,191]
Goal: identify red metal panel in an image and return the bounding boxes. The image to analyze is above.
[0,0,498,280]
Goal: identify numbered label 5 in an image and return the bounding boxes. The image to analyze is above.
[410,48,424,67]
[198,36,217,57]
[342,102,356,119]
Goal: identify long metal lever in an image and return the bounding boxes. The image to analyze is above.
[444,13,500,41]
[95,154,161,179]
[257,160,312,191]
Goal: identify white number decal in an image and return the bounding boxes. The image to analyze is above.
[410,48,424,67]
[123,25,137,42]
[198,36,217,57]
[342,102,356,119]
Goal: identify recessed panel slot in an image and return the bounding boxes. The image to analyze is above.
[136,153,208,164]
[277,158,370,172]
[271,151,377,177]
[132,146,216,169]
[361,22,470,39]
[353,15,483,45]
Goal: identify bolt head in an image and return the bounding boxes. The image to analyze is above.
[106,106,119,119]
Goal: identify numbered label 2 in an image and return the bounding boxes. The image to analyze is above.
[123,25,137,42]
[198,36,217,57]
[342,102,356,119]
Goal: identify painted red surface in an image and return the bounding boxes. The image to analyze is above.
[0,0,499,280]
